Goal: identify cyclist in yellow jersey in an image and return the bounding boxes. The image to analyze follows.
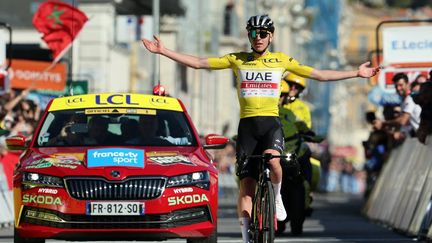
[142,14,380,243]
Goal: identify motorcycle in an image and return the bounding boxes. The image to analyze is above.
[277,131,324,236]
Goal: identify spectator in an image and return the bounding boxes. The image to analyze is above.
[9,113,34,137]
[414,74,427,84]
[412,82,432,144]
[315,140,331,192]
[411,72,430,97]
[341,160,356,194]
[327,157,343,192]
[0,89,42,140]
[410,80,421,94]
[0,88,38,190]
[373,73,421,139]
[379,105,405,148]
[362,128,388,198]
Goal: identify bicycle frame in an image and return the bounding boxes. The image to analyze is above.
[246,153,289,243]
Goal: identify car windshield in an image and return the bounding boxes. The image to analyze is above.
[35,108,197,147]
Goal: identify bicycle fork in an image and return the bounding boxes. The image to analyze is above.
[261,168,278,233]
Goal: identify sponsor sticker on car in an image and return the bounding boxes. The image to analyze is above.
[87,148,145,168]
[148,155,193,166]
[48,93,184,112]
[167,194,209,206]
[84,108,157,115]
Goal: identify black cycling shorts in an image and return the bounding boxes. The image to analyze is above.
[236,116,285,180]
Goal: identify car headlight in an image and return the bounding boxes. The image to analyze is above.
[167,171,210,190]
[22,172,64,189]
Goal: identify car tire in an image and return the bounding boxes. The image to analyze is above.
[186,227,217,243]
[14,228,45,243]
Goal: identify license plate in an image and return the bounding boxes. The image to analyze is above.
[86,202,145,216]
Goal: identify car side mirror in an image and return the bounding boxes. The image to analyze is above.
[203,134,229,150]
[6,134,27,151]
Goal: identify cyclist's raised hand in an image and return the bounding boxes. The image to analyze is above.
[141,35,210,69]
[357,61,381,78]
[142,35,164,54]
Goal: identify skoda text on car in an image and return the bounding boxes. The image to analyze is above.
[7,93,228,243]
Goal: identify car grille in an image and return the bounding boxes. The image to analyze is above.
[65,177,166,200]
[22,206,211,229]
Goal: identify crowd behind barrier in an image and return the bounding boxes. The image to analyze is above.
[362,73,432,196]
[363,74,432,240]
[0,89,42,229]
[363,136,432,240]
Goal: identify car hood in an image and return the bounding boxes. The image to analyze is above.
[21,147,214,179]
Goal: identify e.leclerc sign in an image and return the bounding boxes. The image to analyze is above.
[382,25,432,65]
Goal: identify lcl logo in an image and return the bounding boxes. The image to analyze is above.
[263,58,282,63]
[96,94,139,105]
[66,97,84,106]
[151,97,168,104]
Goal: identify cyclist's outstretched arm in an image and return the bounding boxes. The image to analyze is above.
[142,36,210,69]
[309,61,380,81]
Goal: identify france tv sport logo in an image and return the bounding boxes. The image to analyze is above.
[87,148,144,168]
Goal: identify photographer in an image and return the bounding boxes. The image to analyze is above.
[47,114,86,146]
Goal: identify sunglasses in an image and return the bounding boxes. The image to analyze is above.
[249,29,270,39]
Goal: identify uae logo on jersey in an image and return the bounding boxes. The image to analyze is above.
[239,70,282,98]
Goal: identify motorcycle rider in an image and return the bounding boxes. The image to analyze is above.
[278,73,318,235]
[279,73,313,183]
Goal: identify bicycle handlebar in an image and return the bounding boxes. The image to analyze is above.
[243,153,293,161]
[236,153,297,177]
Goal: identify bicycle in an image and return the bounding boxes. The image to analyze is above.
[238,153,293,243]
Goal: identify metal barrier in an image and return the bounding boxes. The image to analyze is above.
[218,172,238,206]
[363,135,432,239]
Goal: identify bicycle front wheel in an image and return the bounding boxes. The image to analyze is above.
[258,181,275,243]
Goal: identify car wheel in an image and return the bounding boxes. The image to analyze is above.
[186,227,217,243]
[14,228,45,243]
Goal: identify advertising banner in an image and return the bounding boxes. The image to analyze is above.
[9,59,67,91]
[382,26,432,65]
[378,66,430,90]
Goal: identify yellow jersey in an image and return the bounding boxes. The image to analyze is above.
[282,99,312,131]
[279,99,312,155]
[207,51,314,118]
